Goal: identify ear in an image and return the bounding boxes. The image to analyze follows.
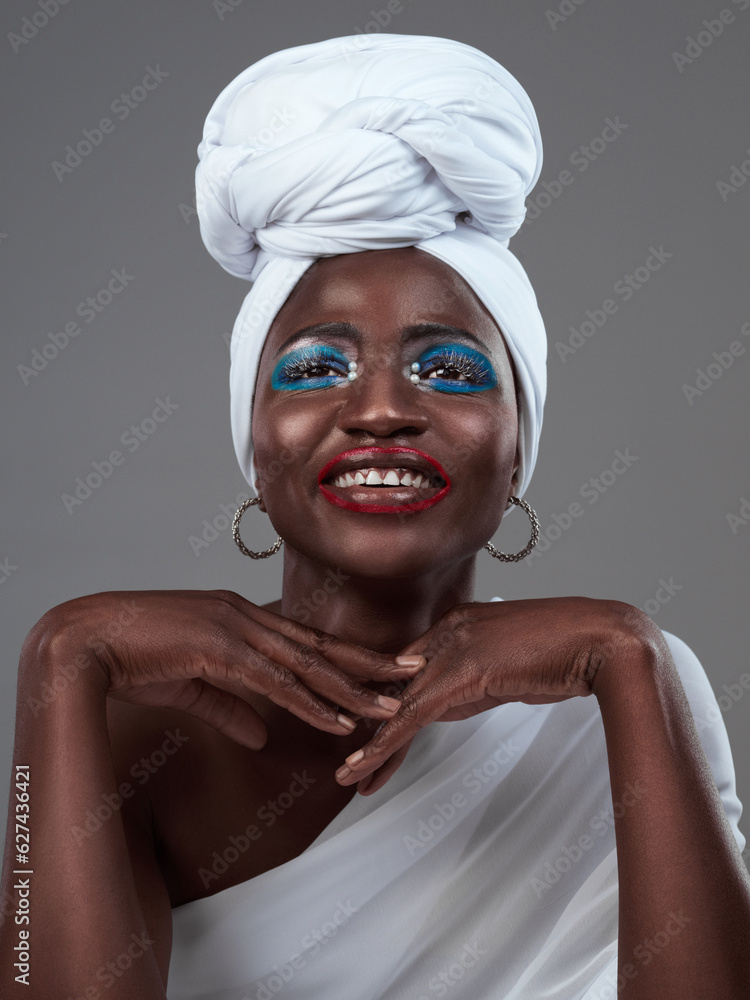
[255,480,267,512]
[507,445,521,508]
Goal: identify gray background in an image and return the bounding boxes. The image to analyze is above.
[1,0,748,850]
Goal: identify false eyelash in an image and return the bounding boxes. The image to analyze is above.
[275,346,348,383]
[421,348,494,384]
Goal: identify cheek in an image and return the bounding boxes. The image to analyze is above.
[438,401,517,490]
[250,394,325,495]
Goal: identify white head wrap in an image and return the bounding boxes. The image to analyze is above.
[196,33,547,499]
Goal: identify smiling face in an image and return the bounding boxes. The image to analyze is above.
[251,247,520,580]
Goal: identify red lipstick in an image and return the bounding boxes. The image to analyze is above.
[318,447,452,514]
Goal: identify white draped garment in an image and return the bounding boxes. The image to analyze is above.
[166,624,745,1000]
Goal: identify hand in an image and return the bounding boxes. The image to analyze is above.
[335,597,639,794]
[39,589,421,749]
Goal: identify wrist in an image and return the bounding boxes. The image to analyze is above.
[589,601,665,706]
[19,598,112,697]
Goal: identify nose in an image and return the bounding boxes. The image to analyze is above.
[335,352,430,439]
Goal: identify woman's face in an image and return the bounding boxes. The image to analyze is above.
[252,247,519,579]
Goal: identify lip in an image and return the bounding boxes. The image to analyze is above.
[318,447,452,515]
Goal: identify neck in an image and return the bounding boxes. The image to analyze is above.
[279,549,477,654]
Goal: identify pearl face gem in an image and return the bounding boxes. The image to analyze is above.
[348,361,358,371]
[409,373,420,384]
[410,362,421,373]
[347,371,358,381]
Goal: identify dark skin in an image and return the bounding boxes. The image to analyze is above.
[1,248,749,999]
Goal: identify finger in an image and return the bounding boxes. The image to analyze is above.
[334,682,453,785]
[169,677,269,750]
[212,591,423,682]
[222,626,403,730]
[356,737,416,796]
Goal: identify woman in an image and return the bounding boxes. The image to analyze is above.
[2,33,749,1000]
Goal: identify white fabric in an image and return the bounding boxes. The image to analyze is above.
[195,34,546,499]
[166,626,745,1000]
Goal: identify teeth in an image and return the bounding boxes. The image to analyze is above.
[329,467,439,489]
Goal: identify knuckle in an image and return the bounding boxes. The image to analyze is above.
[206,621,240,656]
[308,628,336,656]
[210,588,241,603]
[395,698,422,725]
[444,605,468,626]
[265,661,299,693]
[295,644,325,675]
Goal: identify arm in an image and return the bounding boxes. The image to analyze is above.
[592,608,750,998]
[1,589,411,997]
[334,597,750,997]
[0,615,170,1000]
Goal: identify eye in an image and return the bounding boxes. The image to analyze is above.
[272,346,351,390]
[415,344,497,393]
[427,363,471,382]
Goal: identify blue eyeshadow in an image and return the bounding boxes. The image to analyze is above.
[272,345,351,390]
[415,343,497,392]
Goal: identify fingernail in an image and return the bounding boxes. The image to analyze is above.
[337,713,356,731]
[345,749,365,768]
[336,765,351,781]
[377,695,402,712]
[395,655,427,669]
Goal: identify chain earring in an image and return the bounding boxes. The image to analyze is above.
[232,497,283,559]
[484,496,539,562]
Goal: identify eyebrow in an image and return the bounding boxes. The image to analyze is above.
[275,321,492,356]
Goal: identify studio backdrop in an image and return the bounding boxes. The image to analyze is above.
[1,0,749,857]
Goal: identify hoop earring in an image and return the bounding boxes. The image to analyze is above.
[232,497,283,559]
[484,496,540,562]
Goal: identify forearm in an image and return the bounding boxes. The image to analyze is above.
[0,623,167,999]
[594,611,750,998]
